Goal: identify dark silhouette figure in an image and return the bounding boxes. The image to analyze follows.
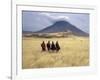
[47,41,51,51]
[41,41,46,51]
[51,41,56,51]
[55,41,60,52]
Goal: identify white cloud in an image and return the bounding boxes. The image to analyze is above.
[40,13,51,16]
[54,16,69,20]
[40,12,69,21]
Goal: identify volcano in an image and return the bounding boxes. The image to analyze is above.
[36,20,89,36]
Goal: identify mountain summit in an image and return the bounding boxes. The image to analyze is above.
[36,20,89,36]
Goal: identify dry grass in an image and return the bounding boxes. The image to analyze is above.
[22,36,89,69]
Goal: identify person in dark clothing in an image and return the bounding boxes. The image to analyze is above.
[55,41,60,52]
[47,41,51,51]
[51,41,56,51]
[41,41,46,51]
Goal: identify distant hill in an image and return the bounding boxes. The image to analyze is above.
[36,20,89,36]
[22,31,34,34]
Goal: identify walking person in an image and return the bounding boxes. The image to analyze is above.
[41,41,46,51]
[51,41,56,52]
[55,41,60,52]
[47,41,51,52]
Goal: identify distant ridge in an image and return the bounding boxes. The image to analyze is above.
[23,31,33,34]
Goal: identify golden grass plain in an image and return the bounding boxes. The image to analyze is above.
[22,36,89,69]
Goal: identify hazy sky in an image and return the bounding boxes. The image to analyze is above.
[22,11,89,33]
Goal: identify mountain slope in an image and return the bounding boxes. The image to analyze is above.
[36,20,89,36]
